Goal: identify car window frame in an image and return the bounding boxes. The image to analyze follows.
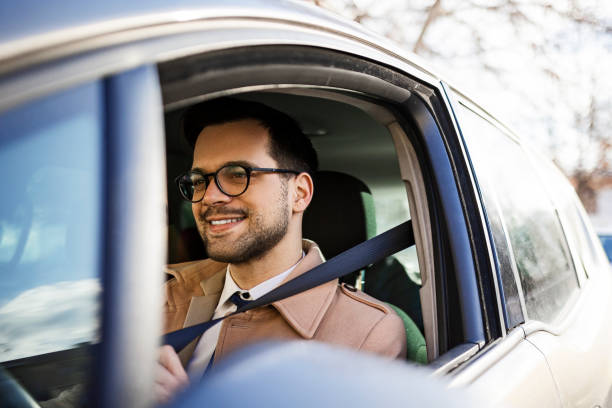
[0,59,167,407]
[157,44,492,370]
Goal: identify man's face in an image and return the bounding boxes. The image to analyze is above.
[191,119,291,264]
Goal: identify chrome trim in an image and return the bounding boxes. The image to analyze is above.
[429,343,480,376]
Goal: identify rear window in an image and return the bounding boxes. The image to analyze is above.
[457,103,579,325]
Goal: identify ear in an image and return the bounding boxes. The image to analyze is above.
[291,172,314,214]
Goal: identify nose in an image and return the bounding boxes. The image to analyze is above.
[201,178,231,206]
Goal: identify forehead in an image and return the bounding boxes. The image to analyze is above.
[192,119,275,170]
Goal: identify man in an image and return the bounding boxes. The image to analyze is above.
[157,98,406,402]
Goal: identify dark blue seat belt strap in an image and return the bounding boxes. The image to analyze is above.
[164,220,414,352]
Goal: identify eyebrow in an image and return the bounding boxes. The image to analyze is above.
[191,160,258,173]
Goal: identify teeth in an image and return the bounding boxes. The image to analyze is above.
[210,218,243,225]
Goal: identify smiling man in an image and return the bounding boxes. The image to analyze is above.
[157,98,406,402]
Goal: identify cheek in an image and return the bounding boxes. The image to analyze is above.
[192,203,202,221]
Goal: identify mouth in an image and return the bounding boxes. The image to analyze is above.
[205,216,246,233]
[209,217,245,226]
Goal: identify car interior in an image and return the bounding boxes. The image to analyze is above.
[164,90,430,364]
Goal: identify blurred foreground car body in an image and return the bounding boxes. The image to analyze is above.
[1,1,612,407]
[171,341,479,408]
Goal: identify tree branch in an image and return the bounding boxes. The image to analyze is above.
[413,0,443,54]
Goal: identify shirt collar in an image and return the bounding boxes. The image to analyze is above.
[215,252,305,313]
[194,240,337,340]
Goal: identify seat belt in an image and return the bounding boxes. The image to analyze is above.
[164,219,414,352]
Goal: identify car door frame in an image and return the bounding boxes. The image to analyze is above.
[0,57,166,407]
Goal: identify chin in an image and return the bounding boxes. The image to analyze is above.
[206,244,241,263]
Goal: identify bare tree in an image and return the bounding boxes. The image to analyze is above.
[305,0,612,211]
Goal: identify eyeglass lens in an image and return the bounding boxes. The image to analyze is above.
[179,165,249,201]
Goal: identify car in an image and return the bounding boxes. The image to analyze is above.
[597,232,612,263]
[1,1,612,407]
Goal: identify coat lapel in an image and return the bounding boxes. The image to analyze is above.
[273,239,338,339]
[182,264,226,327]
[178,267,226,365]
[168,239,335,364]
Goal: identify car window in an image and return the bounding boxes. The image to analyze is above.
[0,82,104,404]
[457,103,579,325]
[526,149,602,278]
[599,236,612,263]
[164,91,426,353]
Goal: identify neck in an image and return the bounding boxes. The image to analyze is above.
[229,228,303,290]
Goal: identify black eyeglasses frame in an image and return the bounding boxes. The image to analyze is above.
[175,164,300,202]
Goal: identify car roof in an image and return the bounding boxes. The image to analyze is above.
[0,0,338,44]
[0,0,433,74]
[0,0,512,141]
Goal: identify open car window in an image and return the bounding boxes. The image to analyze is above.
[158,44,483,368]
[164,90,427,361]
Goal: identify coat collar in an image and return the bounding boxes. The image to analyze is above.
[165,258,226,328]
[272,239,337,339]
[178,239,335,339]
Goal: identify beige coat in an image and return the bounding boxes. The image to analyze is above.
[163,240,407,366]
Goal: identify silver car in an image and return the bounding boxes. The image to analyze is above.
[1,1,611,407]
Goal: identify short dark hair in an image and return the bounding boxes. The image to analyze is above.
[182,98,318,175]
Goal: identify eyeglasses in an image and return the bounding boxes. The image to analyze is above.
[175,164,300,202]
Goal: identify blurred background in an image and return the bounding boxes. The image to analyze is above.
[305,0,612,231]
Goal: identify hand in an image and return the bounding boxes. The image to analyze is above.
[155,345,190,404]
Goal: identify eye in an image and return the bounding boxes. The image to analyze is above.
[191,177,207,191]
[224,166,247,179]
[230,171,247,179]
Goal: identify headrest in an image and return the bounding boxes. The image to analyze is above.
[303,171,377,260]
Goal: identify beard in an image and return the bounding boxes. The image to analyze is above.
[197,183,290,264]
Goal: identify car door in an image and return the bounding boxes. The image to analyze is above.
[447,85,612,406]
[156,41,490,361]
[0,47,166,406]
[441,93,565,407]
[522,151,612,407]
[452,92,612,407]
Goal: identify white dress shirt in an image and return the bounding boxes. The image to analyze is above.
[187,253,304,379]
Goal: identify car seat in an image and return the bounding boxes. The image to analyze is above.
[303,170,426,364]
